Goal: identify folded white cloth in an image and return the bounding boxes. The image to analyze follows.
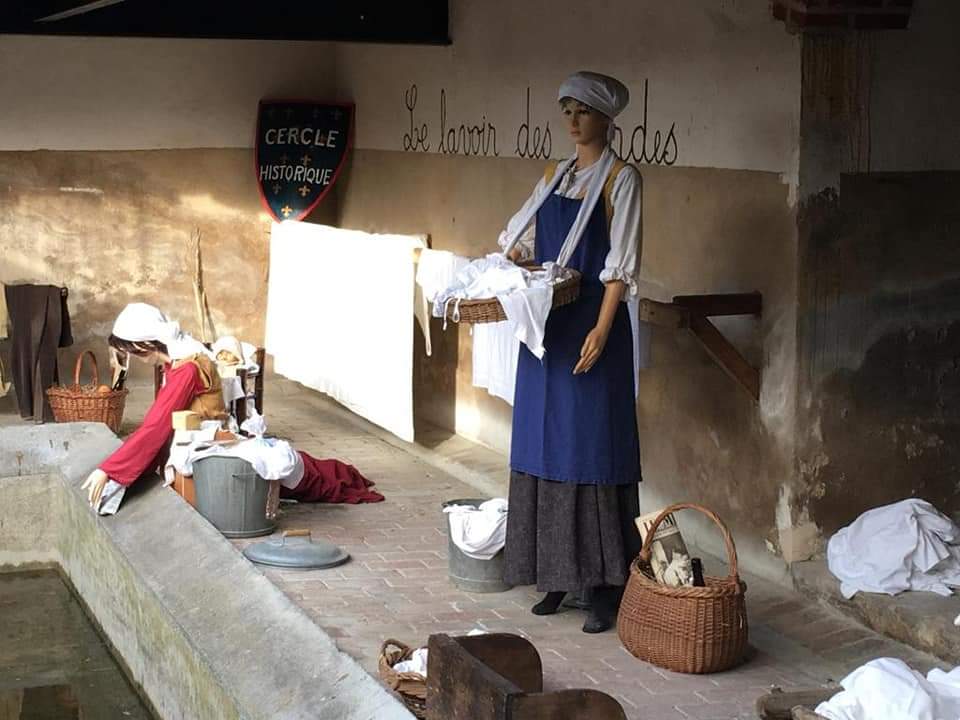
[443,498,509,560]
[815,658,960,720]
[827,498,960,598]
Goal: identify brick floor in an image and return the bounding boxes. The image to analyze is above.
[4,378,946,720]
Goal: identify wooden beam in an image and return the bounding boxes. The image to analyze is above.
[756,688,838,719]
[688,315,760,401]
[637,299,689,328]
[672,292,762,317]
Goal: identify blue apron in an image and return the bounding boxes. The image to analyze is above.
[509,189,640,486]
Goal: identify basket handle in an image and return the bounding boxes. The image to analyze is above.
[638,502,740,582]
[380,638,413,657]
[73,351,100,387]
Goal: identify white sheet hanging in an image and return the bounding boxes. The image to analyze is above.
[266,222,424,443]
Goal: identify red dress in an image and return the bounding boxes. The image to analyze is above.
[284,453,384,504]
[100,363,203,486]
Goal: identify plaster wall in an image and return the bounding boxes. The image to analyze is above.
[0,36,336,151]
[0,36,338,381]
[791,0,960,554]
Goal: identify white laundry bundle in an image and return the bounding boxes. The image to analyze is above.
[443,498,509,560]
[815,658,960,720]
[432,253,570,359]
[392,647,429,676]
[827,498,960,598]
[164,417,305,490]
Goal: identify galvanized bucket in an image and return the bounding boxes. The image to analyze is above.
[192,456,277,538]
[443,498,511,593]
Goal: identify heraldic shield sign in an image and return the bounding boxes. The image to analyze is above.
[255,100,354,222]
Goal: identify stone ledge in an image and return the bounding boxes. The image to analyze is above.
[792,559,960,665]
[0,423,411,720]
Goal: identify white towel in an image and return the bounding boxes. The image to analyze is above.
[472,321,519,405]
[266,222,424,443]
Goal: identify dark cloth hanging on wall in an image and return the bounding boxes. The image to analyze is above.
[4,284,73,422]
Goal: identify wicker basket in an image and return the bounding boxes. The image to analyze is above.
[617,503,748,674]
[46,351,128,434]
[444,267,581,324]
[377,638,427,718]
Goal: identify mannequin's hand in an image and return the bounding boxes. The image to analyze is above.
[573,326,610,375]
[81,469,109,509]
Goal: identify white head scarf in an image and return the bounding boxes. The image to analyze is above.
[558,71,630,119]
[112,303,209,361]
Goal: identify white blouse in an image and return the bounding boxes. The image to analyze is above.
[497,158,643,297]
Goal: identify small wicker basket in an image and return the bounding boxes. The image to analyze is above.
[617,503,748,674]
[444,267,581,324]
[377,638,427,718]
[46,351,128,434]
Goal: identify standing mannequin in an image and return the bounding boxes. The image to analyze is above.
[500,72,643,633]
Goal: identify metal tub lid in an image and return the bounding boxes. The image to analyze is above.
[243,529,350,569]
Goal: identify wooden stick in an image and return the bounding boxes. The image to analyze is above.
[192,228,216,342]
[688,315,760,401]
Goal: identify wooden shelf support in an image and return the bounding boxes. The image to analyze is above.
[639,292,763,402]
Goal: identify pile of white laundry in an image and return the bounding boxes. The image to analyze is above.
[432,253,572,359]
[815,658,960,720]
[827,498,960,598]
[443,498,509,560]
[164,410,304,489]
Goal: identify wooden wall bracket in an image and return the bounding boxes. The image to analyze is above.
[637,292,762,402]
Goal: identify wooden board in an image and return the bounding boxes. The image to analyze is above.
[673,292,762,317]
[755,688,838,719]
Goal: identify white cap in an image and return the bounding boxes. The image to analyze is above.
[111,303,209,360]
[558,71,630,119]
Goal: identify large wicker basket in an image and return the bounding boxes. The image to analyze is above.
[377,638,427,718]
[46,351,128,434]
[444,267,581,324]
[617,503,748,674]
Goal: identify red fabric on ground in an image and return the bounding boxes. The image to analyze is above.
[99,363,203,486]
[282,452,385,504]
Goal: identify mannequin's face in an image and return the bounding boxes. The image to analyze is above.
[560,99,609,147]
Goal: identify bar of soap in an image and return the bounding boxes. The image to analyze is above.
[172,411,201,430]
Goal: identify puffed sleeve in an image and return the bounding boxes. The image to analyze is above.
[599,165,642,297]
[497,176,547,263]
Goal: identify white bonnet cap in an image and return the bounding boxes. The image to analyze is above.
[112,303,179,343]
[558,71,630,119]
[111,303,209,360]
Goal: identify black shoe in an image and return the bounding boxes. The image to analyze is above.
[582,609,613,633]
[531,591,566,616]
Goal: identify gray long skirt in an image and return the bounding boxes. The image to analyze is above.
[503,471,642,593]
